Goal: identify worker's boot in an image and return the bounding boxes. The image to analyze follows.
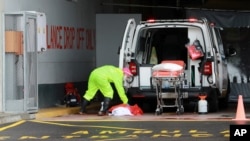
[98,97,111,116]
[79,98,89,115]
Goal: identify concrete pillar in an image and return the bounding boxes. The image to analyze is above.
[0,0,4,112]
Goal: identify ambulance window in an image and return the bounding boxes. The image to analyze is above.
[214,28,225,58]
[135,29,148,64]
[135,28,154,64]
[135,36,145,64]
[149,46,158,64]
[142,31,152,64]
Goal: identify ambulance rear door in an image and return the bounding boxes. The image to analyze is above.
[119,18,136,68]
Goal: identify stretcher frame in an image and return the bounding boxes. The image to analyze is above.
[152,60,186,115]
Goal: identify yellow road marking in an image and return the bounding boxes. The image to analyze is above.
[0,120,26,132]
[95,137,136,141]
[30,120,146,131]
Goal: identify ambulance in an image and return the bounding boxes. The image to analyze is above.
[119,18,236,112]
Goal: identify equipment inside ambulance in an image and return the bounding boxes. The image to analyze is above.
[118,18,236,113]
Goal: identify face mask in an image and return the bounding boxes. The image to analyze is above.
[123,75,133,83]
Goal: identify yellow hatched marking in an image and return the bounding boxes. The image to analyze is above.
[0,120,26,132]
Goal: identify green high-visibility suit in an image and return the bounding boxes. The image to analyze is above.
[83,65,128,104]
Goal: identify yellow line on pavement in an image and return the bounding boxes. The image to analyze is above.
[95,137,136,141]
[31,120,146,131]
[0,120,26,132]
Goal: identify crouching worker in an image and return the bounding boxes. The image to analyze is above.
[79,65,133,116]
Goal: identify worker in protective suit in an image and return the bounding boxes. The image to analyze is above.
[79,65,133,116]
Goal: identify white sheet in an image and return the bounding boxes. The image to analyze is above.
[109,107,133,116]
[152,63,183,71]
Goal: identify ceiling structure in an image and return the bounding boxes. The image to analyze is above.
[198,0,250,10]
[102,0,250,11]
[101,0,250,20]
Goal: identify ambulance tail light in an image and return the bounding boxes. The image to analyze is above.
[203,62,212,75]
[129,61,138,76]
[147,19,156,23]
[188,18,198,22]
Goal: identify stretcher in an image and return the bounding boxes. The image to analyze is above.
[152,60,186,115]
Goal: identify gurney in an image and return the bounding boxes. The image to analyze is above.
[152,60,186,115]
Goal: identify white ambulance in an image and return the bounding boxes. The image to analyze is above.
[119,18,236,112]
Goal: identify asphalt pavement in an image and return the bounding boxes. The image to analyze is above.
[1,101,250,124]
[1,102,250,141]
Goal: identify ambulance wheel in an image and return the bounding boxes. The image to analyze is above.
[207,88,219,112]
[219,77,230,109]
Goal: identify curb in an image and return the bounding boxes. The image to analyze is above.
[0,102,100,124]
[0,113,35,124]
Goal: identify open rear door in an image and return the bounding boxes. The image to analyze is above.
[119,18,136,68]
[213,28,228,93]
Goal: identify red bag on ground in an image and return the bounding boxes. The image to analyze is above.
[129,104,143,115]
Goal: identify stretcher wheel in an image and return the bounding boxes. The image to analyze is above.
[156,110,161,115]
[155,107,163,115]
[176,106,184,115]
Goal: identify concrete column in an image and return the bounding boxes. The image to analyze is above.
[0,0,4,112]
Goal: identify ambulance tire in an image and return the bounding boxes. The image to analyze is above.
[219,78,230,109]
[207,88,219,113]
